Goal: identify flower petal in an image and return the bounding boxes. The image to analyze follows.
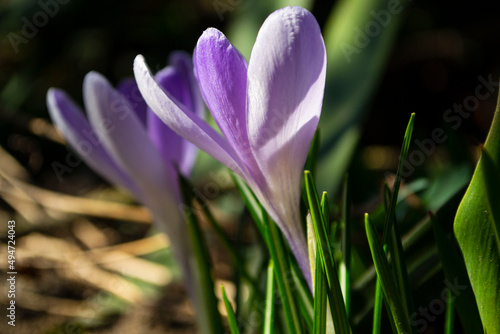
[117,78,148,126]
[194,29,259,175]
[46,88,141,197]
[134,55,247,178]
[83,71,178,205]
[246,6,326,288]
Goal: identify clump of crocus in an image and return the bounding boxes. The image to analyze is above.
[46,52,205,313]
[134,6,326,287]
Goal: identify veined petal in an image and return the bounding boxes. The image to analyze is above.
[117,78,148,126]
[148,67,189,174]
[134,55,247,178]
[46,88,141,198]
[194,29,259,175]
[246,7,326,287]
[83,71,179,205]
[169,51,205,119]
[247,6,326,184]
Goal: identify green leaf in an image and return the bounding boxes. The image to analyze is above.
[180,179,224,334]
[195,194,261,297]
[454,99,500,334]
[263,211,303,334]
[372,278,383,334]
[221,285,241,334]
[444,289,455,334]
[430,212,483,334]
[340,175,351,317]
[313,244,327,334]
[304,171,351,334]
[263,260,275,334]
[365,213,412,334]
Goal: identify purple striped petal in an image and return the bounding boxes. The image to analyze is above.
[83,72,179,206]
[194,29,260,176]
[134,55,247,178]
[46,88,141,198]
[117,78,148,126]
[246,6,327,287]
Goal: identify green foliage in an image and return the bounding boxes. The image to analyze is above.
[454,96,500,334]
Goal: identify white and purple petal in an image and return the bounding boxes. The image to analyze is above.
[246,6,327,287]
[134,55,248,178]
[46,88,142,198]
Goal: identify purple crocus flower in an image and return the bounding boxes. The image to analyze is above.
[46,52,204,307]
[133,6,326,288]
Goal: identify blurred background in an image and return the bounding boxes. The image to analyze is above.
[1,0,500,333]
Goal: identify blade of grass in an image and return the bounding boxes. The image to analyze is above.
[372,278,383,334]
[382,114,416,325]
[290,263,314,331]
[313,246,327,334]
[195,195,261,297]
[365,213,412,334]
[304,170,351,334]
[264,211,303,334]
[444,288,455,334]
[221,285,241,334]
[263,260,275,334]
[340,175,351,318]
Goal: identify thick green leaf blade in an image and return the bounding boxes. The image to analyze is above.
[454,99,500,334]
[430,212,483,334]
[221,285,241,334]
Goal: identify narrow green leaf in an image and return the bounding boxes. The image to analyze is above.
[444,289,455,334]
[221,285,241,334]
[365,213,412,334]
[381,113,416,326]
[313,246,327,334]
[454,97,500,334]
[263,260,275,334]
[231,172,265,239]
[304,170,351,334]
[372,278,383,334]
[182,205,224,333]
[382,112,415,243]
[290,263,314,331]
[305,129,321,179]
[264,212,302,334]
[195,195,261,297]
[340,175,351,317]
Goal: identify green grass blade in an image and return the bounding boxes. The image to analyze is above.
[454,96,500,334]
[183,206,224,334]
[221,285,241,334]
[444,289,455,334]
[305,129,321,179]
[372,277,383,334]
[263,260,275,334]
[365,213,412,334]
[304,170,351,334]
[381,113,416,325]
[195,195,261,297]
[313,246,327,334]
[340,175,351,317]
[290,263,314,331]
[231,172,265,239]
[264,212,302,334]
[382,112,415,243]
